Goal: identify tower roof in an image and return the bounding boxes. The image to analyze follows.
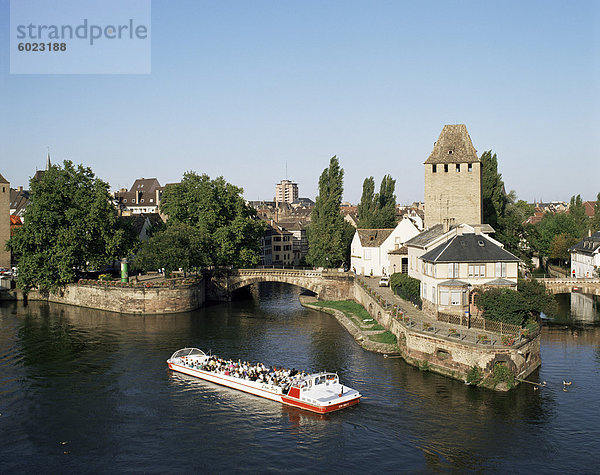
[424,124,479,164]
[0,173,8,184]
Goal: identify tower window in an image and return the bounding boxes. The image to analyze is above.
[444,164,448,173]
[468,163,473,172]
[432,164,437,173]
[456,164,460,172]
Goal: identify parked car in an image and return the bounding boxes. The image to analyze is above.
[379,276,390,287]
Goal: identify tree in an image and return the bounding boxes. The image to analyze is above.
[529,211,581,258]
[475,288,528,326]
[357,174,397,228]
[517,278,557,317]
[549,233,579,262]
[569,194,588,237]
[8,160,133,293]
[591,192,600,232]
[496,197,535,265]
[481,150,508,229]
[134,222,208,273]
[341,220,356,268]
[140,172,264,270]
[357,177,376,228]
[306,156,346,267]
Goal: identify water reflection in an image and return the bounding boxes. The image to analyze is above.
[549,293,600,327]
[1,284,599,472]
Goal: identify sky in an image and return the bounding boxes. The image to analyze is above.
[1,0,599,205]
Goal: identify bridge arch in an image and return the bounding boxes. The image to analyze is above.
[207,269,354,302]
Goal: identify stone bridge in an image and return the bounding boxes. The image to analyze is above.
[539,278,600,296]
[205,268,354,301]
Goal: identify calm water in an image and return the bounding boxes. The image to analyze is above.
[1,284,599,473]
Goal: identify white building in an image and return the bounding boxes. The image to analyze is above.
[275,179,299,204]
[569,232,600,278]
[350,218,420,277]
[405,224,520,316]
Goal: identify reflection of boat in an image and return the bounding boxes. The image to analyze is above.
[167,348,361,414]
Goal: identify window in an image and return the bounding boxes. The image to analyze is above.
[123,199,127,203]
[448,263,459,278]
[273,236,281,241]
[275,255,280,261]
[274,245,281,251]
[451,291,462,306]
[470,264,486,277]
[468,163,473,172]
[432,164,437,173]
[141,199,144,203]
[495,262,507,277]
[364,249,372,260]
[456,164,460,172]
[150,199,153,203]
[444,164,449,173]
[440,290,449,305]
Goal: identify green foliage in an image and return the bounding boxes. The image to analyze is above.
[368,331,397,345]
[475,278,556,325]
[475,288,528,326]
[98,274,112,281]
[306,156,346,267]
[466,365,483,385]
[8,160,134,293]
[591,192,600,232]
[357,174,397,228]
[529,211,581,258]
[517,278,557,318]
[138,172,265,271]
[549,233,579,261]
[341,220,356,267]
[390,273,422,307]
[481,150,508,230]
[496,198,535,265]
[489,363,515,389]
[134,222,209,273]
[569,194,588,237]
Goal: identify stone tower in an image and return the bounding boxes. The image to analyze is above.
[424,124,482,229]
[0,173,10,268]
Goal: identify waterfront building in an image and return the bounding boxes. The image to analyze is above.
[275,179,299,205]
[0,173,11,268]
[424,124,482,229]
[350,218,420,277]
[569,231,600,278]
[113,178,164,216]
[414,226,520,317]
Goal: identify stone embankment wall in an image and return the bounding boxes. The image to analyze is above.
[25,282,205,314]
[353,282,541,386]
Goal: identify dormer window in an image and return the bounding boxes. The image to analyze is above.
[448,150,453,155]
[478,240,485,247]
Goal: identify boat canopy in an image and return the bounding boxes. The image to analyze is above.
[170,348,206,359]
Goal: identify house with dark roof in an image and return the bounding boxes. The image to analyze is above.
[113,178,164,215]
[350,218,420,277]
[569,231,600,278]
[416,228,520,316]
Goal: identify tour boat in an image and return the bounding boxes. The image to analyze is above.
[167,348,361,414]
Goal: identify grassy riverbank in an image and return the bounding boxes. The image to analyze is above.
[309,300,396,344]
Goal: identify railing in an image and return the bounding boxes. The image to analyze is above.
[355,276,537,348]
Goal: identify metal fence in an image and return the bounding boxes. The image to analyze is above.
[437,312,521,335]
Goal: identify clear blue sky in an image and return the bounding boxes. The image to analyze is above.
[1,0,599,204]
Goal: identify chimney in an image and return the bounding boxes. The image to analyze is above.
[443,219,450,233]
[474,225,482,235]
[456,227,463,236]
[18,186,23,192]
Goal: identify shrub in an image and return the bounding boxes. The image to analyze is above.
[490,363,515,389]
[98,273,112,281]
[466,365,483,385]
[390,273,422,308]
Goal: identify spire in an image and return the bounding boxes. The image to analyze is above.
[46,147,51,170]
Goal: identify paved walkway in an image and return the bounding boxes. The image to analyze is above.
[357,276,522,347]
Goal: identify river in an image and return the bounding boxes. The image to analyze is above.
[1,283,599,473]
